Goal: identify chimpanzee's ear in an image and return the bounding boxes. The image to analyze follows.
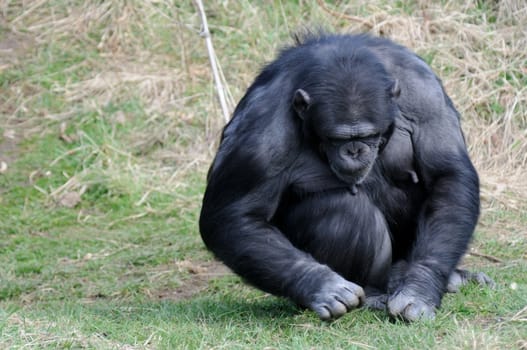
[293,89,311,119]
[390,79,401,98]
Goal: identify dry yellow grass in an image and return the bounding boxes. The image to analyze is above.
[314,1,527,213]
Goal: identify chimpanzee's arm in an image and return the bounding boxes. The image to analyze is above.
[200,76,365,319]
[387,74,479,321]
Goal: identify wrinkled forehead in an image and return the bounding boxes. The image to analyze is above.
[315,120,379,141]
[309,93,391,133]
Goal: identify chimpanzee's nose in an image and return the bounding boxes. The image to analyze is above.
[341,143,367,159]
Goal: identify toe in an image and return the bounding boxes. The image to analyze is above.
[404,302,435,321]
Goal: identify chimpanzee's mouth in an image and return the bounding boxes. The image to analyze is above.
[330,163,371,188]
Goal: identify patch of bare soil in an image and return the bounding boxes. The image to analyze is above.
[0,29,34,173]
[0,129,18,176]
[155,260,231,301]
[0,30,34,69]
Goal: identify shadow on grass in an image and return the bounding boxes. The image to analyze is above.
[76,291,395,330]
[84,294,303,323]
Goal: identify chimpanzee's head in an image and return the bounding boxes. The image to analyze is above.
[293,55,400,186]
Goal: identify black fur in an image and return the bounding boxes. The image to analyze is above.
[199,33,481,321]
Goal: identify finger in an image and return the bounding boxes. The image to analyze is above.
[387,292,409,316]
[335,293,359,311]
[344,284,365,303]
[327,299,347,318]
[338,288,362,309]
[313,304,332,320]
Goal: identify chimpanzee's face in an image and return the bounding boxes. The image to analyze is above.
[293,85,397,185]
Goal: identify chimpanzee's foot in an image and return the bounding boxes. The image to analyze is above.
[447,268,495,293]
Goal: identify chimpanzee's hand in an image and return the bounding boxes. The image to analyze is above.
[306,273,365,320]
[388,286,436,321]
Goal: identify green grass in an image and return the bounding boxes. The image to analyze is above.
[1,0,526,349]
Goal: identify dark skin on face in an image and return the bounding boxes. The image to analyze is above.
[293,80,400,193]
[199,33,494,322]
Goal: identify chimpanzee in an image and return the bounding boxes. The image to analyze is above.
[199,33,493,321]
